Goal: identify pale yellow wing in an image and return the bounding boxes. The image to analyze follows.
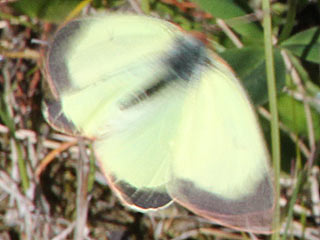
[167,54,274,232]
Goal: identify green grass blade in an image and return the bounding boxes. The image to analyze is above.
[262,0,282,238]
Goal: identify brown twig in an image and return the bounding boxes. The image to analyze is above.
[74,138,90,240]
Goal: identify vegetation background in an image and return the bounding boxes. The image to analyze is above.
[0,0,319,239]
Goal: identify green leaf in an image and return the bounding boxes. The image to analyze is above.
[219,47,285,105]
[192,0,263,42]
[281,27,320,63]
[11,0,81,23]
[277,94,320,140]
[288,52,320,95]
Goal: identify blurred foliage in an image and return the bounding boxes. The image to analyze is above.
[10,0,83,23]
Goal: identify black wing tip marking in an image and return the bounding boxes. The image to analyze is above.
[116,180,172,210]
[43,98,78,135]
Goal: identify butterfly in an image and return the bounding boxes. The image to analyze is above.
[43,14,274,233]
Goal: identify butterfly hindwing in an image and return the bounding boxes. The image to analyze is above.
[94,84,186,209]
[167,54,274,232]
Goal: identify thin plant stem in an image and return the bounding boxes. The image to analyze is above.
[262,0,281,238]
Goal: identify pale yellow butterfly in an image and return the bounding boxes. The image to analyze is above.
[43,14,274,233]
